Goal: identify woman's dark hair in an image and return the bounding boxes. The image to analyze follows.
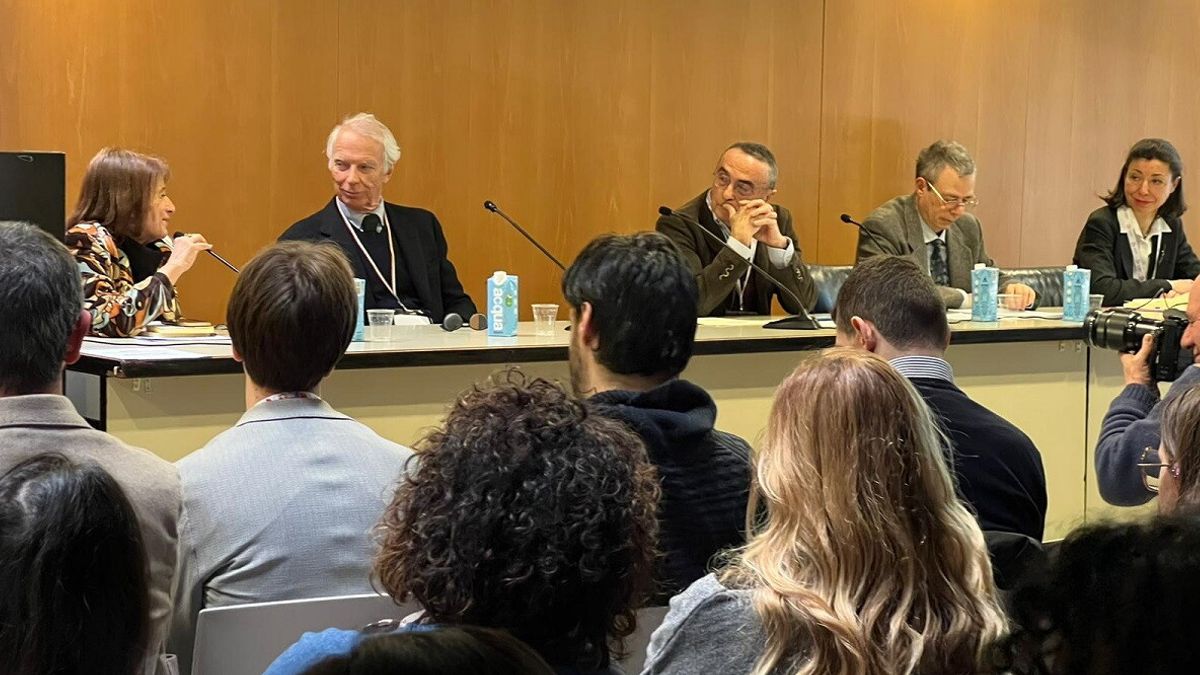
[373,370,660,671]
[300,626,555,675]
[1104,137,1187,220]
[68,147,170,243]
[0,453,150,675]
[993,516,1200,674]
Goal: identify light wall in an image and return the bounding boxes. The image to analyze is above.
[2,0,1198,322]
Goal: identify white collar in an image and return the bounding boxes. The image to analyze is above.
[335,198,387,232]
[919,214,946,244]
[1117,205,1171,239]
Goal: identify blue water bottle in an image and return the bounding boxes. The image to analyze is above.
[971,263,999,322]
[352,278,366,341]
[487,271,519,337]
[1062,265,1092,322]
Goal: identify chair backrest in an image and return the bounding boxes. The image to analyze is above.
[809,264,854,314]
[192,593,416,675]
[616,605,670,674]
[809,264,1067,314]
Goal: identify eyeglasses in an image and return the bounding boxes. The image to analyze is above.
[714,168,770,199]
[1137,446,1180,494]
[924,180,979,210]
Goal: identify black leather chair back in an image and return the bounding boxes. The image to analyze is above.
[808,264,854,314]
[808,264,1067,313]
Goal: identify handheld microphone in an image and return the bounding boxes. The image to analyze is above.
[839,213,890,256]
[172,232,240,273]
[441,312,464,332]
[657,206,819,330]
[483,200,566,271]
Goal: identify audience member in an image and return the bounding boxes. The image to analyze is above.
[65,147,211,336]
[996,517,1200,674]
[1074,138,1199,305]
[0,454,151,675]
[1094,278,1200,506]
[835,255,1048,540]
[170,241,413,673]
[642,348,1006,675]
[1148,382,1200,514]
[300,626,554,675]
[564,232,751,600]
[0,222,180,672]
[655,142,817,316]
[266,372,660,675]
[856,140,1036,309]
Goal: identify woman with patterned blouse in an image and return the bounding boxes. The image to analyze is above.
[66,148,211,337]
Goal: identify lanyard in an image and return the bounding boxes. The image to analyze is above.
[256,391,322,407]
[338,207,402,306]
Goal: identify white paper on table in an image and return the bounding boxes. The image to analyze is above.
[80,342,210,360]
[85,335,232,346]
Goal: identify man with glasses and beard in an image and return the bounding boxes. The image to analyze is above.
[856,140,1037,309]
[656,142,817,317]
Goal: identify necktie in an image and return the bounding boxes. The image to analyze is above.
[929,239,950,286]
[362,213,383,234]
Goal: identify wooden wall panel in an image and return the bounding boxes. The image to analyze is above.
[3,0,1200,322]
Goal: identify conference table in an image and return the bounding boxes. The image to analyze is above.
[65,314,1142,540]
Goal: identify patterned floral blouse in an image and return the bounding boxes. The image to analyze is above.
[65,222,180,337]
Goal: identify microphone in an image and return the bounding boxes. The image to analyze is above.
[839,213,890,256]
[468,313,487,331]
[172,232,240,274]
[441,312,464,332]
[483,200,566,271]
[657,206,819,330]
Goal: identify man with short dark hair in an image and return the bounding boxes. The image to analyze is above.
[564,232,751,599]
[856,140,1037,309]
[834,255,1047,540]
[170,241,413,673]
[656,142,817,316]
[0,221,181,674]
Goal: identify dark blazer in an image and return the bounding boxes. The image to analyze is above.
[910,377,1048,541]
[858,193,1010,309]
[1073,205,1200,306]
[656,192,817,316]
[279,199,476,323]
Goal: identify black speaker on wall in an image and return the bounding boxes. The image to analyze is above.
[0,151,66,239]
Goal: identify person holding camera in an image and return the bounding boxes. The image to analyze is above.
[1095,279,1200,506]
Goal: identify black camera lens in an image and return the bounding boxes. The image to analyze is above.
[1085,308,1160,353]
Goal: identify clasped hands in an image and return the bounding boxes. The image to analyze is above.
[722,199,788,249]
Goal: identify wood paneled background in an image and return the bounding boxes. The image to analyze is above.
[2,0,1198,322]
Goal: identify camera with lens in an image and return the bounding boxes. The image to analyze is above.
[1085,308,1192,382]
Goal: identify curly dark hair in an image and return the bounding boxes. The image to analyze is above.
[991,516,1200,674]
[374,370,660,671]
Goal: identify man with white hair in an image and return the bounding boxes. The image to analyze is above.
[280,113,476,322]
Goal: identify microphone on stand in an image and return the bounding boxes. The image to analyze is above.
[441,312,464,332]
[839,213,890,255]
[657,206,820,330]
[482,200,566,271]
[172,231,240,274]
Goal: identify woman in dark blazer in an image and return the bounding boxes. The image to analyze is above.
[1074,138,1200,306]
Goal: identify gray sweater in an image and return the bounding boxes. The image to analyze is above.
[640,574,774,674]
[1095,364,1200,506]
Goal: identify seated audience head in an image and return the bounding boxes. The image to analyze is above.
[325,112,401,213]
[834,254,950,359]
[1155,383,1200,514]
[226,241,357,396]
[68,147,173,245]
[0,454,149,675]
[998,517,1200,674]
[373,371,659,671]
[1105,137,1186,222]
[914,140,978,233]
[300,626,554,675]
[0,222,88,397]
[563,232,697,395]
[723,348,1005,674]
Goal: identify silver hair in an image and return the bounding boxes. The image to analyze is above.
[0,222,83,393]
[325,113,402,173]
[915,140,975,183]
[726,141,778,188]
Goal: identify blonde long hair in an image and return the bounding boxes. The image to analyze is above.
[722,348,1006,675]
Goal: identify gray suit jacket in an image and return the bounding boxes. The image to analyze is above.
[169,398,413,674]
[857,193,1005,309]
[0,395,181,673]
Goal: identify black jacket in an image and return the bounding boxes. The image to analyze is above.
[1073,205,1200,306]
[589,380,751,601]
[910,377,1048,541]
[279,198,476,323]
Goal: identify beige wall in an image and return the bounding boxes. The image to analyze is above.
[2,0,1198,322]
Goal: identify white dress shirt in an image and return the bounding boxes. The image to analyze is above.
[1117,205,1171,281]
